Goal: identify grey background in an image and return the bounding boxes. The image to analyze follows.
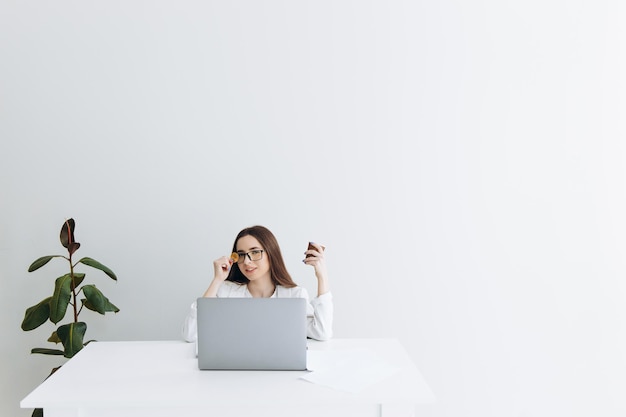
[1,1,625,416]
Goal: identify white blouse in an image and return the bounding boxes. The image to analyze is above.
[182,281,333,342]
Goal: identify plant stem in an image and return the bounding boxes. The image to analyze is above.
[69,252,78,323]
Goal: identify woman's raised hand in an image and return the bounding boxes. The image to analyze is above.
[304,242,329,296]
[213,255,234,282]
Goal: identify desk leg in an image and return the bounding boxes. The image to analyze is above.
[380,403,415,417]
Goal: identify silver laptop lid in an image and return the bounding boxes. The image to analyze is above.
[196,297,307,370]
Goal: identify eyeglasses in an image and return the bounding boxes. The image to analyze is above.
[235,250,264,263]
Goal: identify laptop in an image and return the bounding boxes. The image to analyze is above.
[196,297,307,370]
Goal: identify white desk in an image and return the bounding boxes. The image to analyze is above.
[21,339,435,417]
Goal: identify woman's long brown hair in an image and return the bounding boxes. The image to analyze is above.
[226,225,297,288]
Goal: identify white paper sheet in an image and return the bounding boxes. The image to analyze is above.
[301,348,401,393]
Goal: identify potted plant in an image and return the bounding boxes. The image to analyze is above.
[21,218,119,416]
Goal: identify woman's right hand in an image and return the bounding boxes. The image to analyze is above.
[204,255,234,298]
[212,255,234,282]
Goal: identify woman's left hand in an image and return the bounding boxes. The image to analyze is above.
[304,242,329,295]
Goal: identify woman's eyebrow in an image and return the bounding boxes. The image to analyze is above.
[237,246,262,252]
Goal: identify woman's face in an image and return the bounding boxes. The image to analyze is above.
[236,235,271,282]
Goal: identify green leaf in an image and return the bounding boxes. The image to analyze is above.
[82,285,106,314]
[31,348,65,356]
[57,322,87,358]
[28,256,63,272]
[21,297,52,331]
[47,331,61,344]
[105,300,120,313]
[78,257,117,281]
[82,296,120,314]
[50,274,73,324]
[70,273,85,291]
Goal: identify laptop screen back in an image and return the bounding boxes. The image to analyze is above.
[196,297,307,370]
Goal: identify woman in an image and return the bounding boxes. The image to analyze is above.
[182,225,333,342]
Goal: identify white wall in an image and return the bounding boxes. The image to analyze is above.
[2,1,625,416]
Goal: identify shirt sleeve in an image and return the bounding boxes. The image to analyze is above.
[182,300,198,343]
[304,289,334,341]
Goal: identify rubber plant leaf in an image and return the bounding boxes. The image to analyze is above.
[57,321,87,358]
[31,348,65,356]
[70,273,86,291]
[60,218,80,255]
[21,297,52,331]
[81,296,120,314]
[81,285,106,314]
[105,299,120,313]
[77,257,117,281]
[67,242,81,255]
[59,219,75,248]
[28,256,64,272]
[47,331,62,344]
[50,274,73,324]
